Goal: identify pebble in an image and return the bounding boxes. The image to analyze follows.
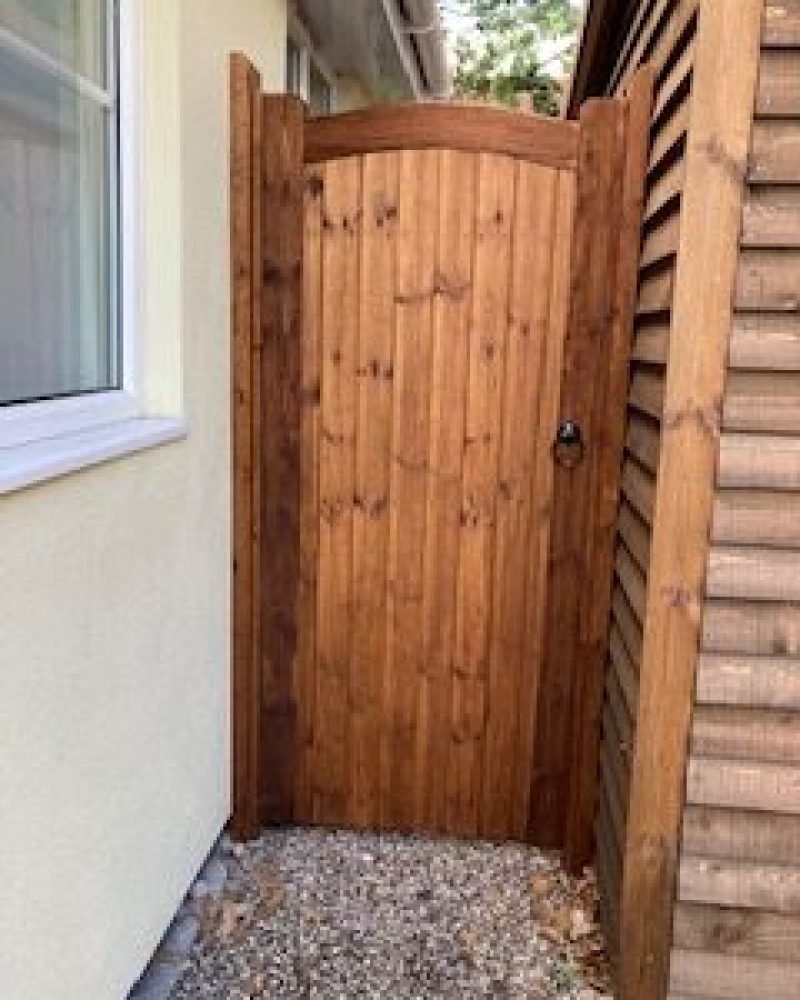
[169,827,610,999]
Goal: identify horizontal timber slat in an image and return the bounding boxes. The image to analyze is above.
[304,103,579,167]
[707,545,800,601]
[757,50,800,117]
[670,949,800,999]
[674,902,800,963]
[696,653,800,709]
[719,434,800,490]
[713,489,800,547]
[737,249,800,311]
[683,805,800,864]
[691,704,800,763]
[679,856,800,912]
[729,313,800,369]
[742,186,800,247]
[686,757,800,813]
[764,0,800,46]
[750,121,800,183]
[703,600,800,656]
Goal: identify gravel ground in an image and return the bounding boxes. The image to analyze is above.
[172,828,611,1000]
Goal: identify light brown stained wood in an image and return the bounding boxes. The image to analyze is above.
[610,625,639,718]
[730,314,800,370]
[651,40,693,125]
[682,805,800,865]
[640,212,681,269]
[719,433,800,490]
[680,855,800,911]
[723,371,800,433]
[629,368,666,419]
[632,317,671,366]
[613,584,645,661]
[708,546,800,601]
[448,153,515,837]
[750,121,800,182]
[636,267,675,315]
[564,73,653,873]
[743,188,800,249]
[618,501,651,573]
[230,54,262,839]
[674,902,800,962]
[691,705,800,763]
[294,163,323,821]
[670,949,800,999]
[349,153,400,829]
[260,95,305,824]
[619,4,764,999]
[482,162,558,840]
[737,249,800,311]
[517,169,576,839]
[696,653,800,710]
[304,103,579,169]
[644,157,685,223]
[418,150,475,833]
[621,456,656,525]
[314,156,361,826]
[765,0,800,45]
[606,0,660,95]
[703,600,800,656]
[616,542,648,624]
[649,102,689,176]
[757,49,800,117]
[532,99,625,849]
[626,409,661,472]
[383,149,439,832]
[687,757,800,814]
[714,489,800,547]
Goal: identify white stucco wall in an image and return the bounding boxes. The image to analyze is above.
[0,2,286,998]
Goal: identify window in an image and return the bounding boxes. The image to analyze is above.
[0,0,119,406]
[285,21,335,115]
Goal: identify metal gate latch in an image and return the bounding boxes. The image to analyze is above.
[553,419,586,469]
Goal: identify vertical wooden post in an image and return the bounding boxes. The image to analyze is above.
[260,95,306,824]
[530,98,627,848]
[564,67,654,873]
[619,3,763,997]
[230,53,263,840]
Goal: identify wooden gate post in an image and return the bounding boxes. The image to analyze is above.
[530,96,628,849]
[260,94,306,824]
[564,68,654,873]
[230,53,263,840]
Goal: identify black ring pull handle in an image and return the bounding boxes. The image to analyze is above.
[553,419,586,469]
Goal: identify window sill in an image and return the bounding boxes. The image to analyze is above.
[0,416,187,495]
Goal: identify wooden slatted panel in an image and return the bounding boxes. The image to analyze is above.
[418,150,475,832]
[383,150,439,831]
[313,156,361,825]
[349,153,400,828]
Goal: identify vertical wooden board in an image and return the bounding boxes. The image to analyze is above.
[481,161,558,840]
[531,100,626,849]
[349,153,400,829]
[514,169,577,841]
[619,4,764,999]
[448,153,516,837]
[293,162,323,822]
[313,156,361,826]
[382,149,439,831]
[260,94,304,825]
[566,69,655,873]
[417,149,476,832]
[230,54,262,840]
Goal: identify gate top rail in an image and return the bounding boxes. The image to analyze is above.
[303,102,579,170]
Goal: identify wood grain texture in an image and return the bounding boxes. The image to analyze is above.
[230,53,263,840]
[304,103,579,168]
[619,5,764,999]
[259,95,305,824]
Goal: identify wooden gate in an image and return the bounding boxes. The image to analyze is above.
[231,55,653,860]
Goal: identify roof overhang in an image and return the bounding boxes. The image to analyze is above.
[565,0,636,117]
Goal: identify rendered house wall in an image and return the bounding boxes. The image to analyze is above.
[0,2,286,997]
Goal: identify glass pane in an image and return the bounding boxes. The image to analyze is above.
[286,38,302,96]
[310,63,331,116]
[0,0,107,88]
[0,37,115,405]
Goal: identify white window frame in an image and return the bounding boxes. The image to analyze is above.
[287,13,337,113]
[0,0,184,494]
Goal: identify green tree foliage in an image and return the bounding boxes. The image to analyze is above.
[446,0,579,115]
